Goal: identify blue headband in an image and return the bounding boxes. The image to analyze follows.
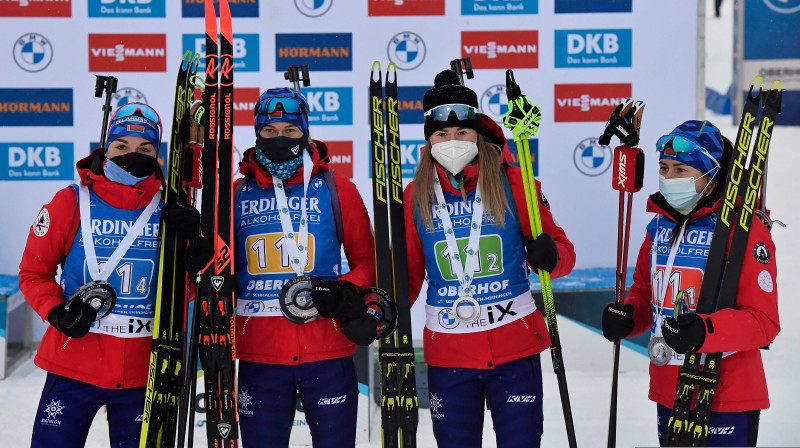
[105,103,162,152]
[253,88,309,136]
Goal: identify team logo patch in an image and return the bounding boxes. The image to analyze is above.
[33,208,50,236]
[753,242,770,264]
[13,33,53,73]
[438,308,459,329]
[539,190,549,208]
[757,270,773,293]
[387,31,426,70]
[429,393,444,416]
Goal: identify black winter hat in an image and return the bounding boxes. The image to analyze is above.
[423,70,484,141]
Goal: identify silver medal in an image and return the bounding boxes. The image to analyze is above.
[452,295,481,324]
[648,336,673,367]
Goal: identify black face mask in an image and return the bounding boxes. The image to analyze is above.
[255,136,307,163]
[109,152,159,178]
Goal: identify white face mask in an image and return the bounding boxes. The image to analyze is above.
[658,174,712,213]
[430,139,479,175]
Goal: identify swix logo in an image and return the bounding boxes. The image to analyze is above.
[325,141,353,178]
[318,395,347,405]
[507,395,536,403]
[234,87,260,126]
[305,87,353,125]
[88,34,167,72]
[462,31,538,69]
[368,0,444,16]
[554,84,632,122]
[183,34,259,72]
[0,0,71,17]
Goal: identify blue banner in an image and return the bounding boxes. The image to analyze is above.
[276,33,352,72]
[88,0,165,17]
[183,33,260,72]
[554,0,631,13]
[461,0,538,15]
[0,143,74,181]
[554,29,632,68]
[0,88,73,126]
[305,87,353,126]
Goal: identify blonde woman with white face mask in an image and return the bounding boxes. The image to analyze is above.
[403,70,576,448]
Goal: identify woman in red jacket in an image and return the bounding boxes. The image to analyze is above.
[404,70,576,448]
[601,120,780,447]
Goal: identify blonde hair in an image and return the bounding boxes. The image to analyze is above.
[413,134,510,230]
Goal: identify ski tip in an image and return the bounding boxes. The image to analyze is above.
[189,53,201,73]
[219,0,232,31]
[769,79,782,92]
[371,60,381,72]
[386,62,397,83]
[181,50,192,70]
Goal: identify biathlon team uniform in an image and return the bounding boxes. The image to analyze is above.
[624,193,780,446]
[404,156,576,448]
[233,144,375,447]
[19,148,163,448]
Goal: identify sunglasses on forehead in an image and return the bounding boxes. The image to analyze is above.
[112,103,161,126]
[657,134,720,169]
[424,103,480,121]
[255,97,305,115]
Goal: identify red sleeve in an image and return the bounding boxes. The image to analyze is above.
[624,232,657,338]
[505,165,576,279]
[18,187,79,321]
[403,182,426,308]
[698,219,780,352]
[331,173,376,291]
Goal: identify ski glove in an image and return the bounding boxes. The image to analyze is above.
[524,233,559,273]
[599,98,645,148]
[602,303,635,342]
[311,281,366,319]
[48,300,97,338]
[663,313,707,354]
[341,313,378,346]
[185,235,215,275]
[161,201,202,239]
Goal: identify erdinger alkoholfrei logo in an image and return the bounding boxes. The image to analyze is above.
[13,33,53,72]
[387,32,426,70]
[480,85,509,124]
[763,0,800,13]
[112,88,148,108]
[573,137,612,176]
[294,0,333,17]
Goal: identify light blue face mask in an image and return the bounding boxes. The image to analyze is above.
[254,148,303,180]
[658,171,713,213]
[103,158,149,186]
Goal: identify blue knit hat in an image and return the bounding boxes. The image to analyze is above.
[253,87,309,136]
[105,103,162,152]
[658,120,724,179]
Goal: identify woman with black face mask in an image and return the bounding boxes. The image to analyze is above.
[233,88,377,447]
[18,103,188,448]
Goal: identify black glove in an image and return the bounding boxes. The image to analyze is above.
[598,98,645,147]
[662,313,707,354]
[602,303,635,342]
[48,300,97,338]
[161,201,202,238]
[524,233,559,273]
[341,313,378,346]
[311,281,366,319]
[185,235,215,275]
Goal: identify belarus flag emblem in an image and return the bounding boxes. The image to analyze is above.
[127,124,146,133]
[268,110,283,119]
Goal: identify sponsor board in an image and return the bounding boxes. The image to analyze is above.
[506,138,538,176]
[324,141,353,178]
[183,33,260,72]
[0,143,74,181]
[368,0,444,16]
[0,88,73,126]
[554,29,632,68]
[305,87,353,126]
[461,0,538,15]
[0,0,71,17]
[276,33,352,71]
[182,0,258,17]
[480,84,508,123]
[553,83,632,122]
[233,87,261,127]
[554,0,631,13]
[13,33,53,73]
[462,31,538,69]
[572,137,612,176]
[387,32,426,71]
[397,86,428,124]
[88,0,165,17]
[294,0,333,17]
[88,34,167,72]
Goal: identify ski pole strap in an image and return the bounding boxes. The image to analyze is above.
[79,185,161,282]
[271,151,313,277]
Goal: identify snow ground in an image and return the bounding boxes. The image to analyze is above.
[1,1,799,447]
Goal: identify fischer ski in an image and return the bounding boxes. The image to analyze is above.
[665,78,782,447]
[370,61,419,448]
[140,50,200,448]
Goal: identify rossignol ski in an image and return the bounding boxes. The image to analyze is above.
[140,50,200,448]
[370,61,419,448]
[665,78,782,447]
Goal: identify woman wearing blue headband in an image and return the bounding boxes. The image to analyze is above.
[602,120,780,446]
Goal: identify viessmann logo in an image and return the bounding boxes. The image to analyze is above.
[89,34,167,72]
[233,87,260,127]
[0,0,71,17]
[554,83,632,122]
[462,31,538,69]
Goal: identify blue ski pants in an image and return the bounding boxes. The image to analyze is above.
[657,403,760,447]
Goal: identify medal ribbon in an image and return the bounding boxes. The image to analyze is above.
[649,217,687,337]
[271,151,313,277]
[79,185,161,282]
[432,172,484,297]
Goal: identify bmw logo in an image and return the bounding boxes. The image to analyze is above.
[387,32,426,71]
[573,137,612,176]
[13,33,53,73]
[438,308,459,329]
[295,0,333,17]
[480,85,509,124]
[112,88,148,109]
[246,301,265,313]
[763,0,800,13]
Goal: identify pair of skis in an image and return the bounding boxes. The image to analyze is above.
[369,61,419,448]
[664,77,782,447]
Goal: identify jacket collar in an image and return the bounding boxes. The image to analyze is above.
[646,191,721,221]
[240,140,329,189]
[77,148,162,210]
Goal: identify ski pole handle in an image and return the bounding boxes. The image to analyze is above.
[449,57,474,86]
[284,64,310,93]
[94,75,118,149]
[611,146,644,193]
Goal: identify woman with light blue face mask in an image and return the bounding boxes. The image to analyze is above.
[601,120,781,447]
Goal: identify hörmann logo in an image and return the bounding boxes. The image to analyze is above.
[0,88,73,126]
[368,0,444,16]
[462,0,538,15]
[88,0,165,18]
[554,83,632,122]
[276,33,352,71]
[0,0,71,17]
[397,86,427,124]
[462,31,538,69]
[89,34,167,72]
[555,29,632,68]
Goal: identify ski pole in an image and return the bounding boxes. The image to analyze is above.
[94,75,118,149]
[502,69,577,448]
[284,64,310,93]
[449,57,474,86]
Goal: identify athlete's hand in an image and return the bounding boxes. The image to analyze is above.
[48,300,97,338]
[161,201,202,239]
[524,233,559,273]
[599,98,645,148]
[341,313,379,346]
[663,313,707,354]
[503,95,542,140]
[602,303,635,342]
[312,281,366,319]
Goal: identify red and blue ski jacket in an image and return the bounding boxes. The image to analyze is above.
[19,148,162,389]
[624,193,780,412]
